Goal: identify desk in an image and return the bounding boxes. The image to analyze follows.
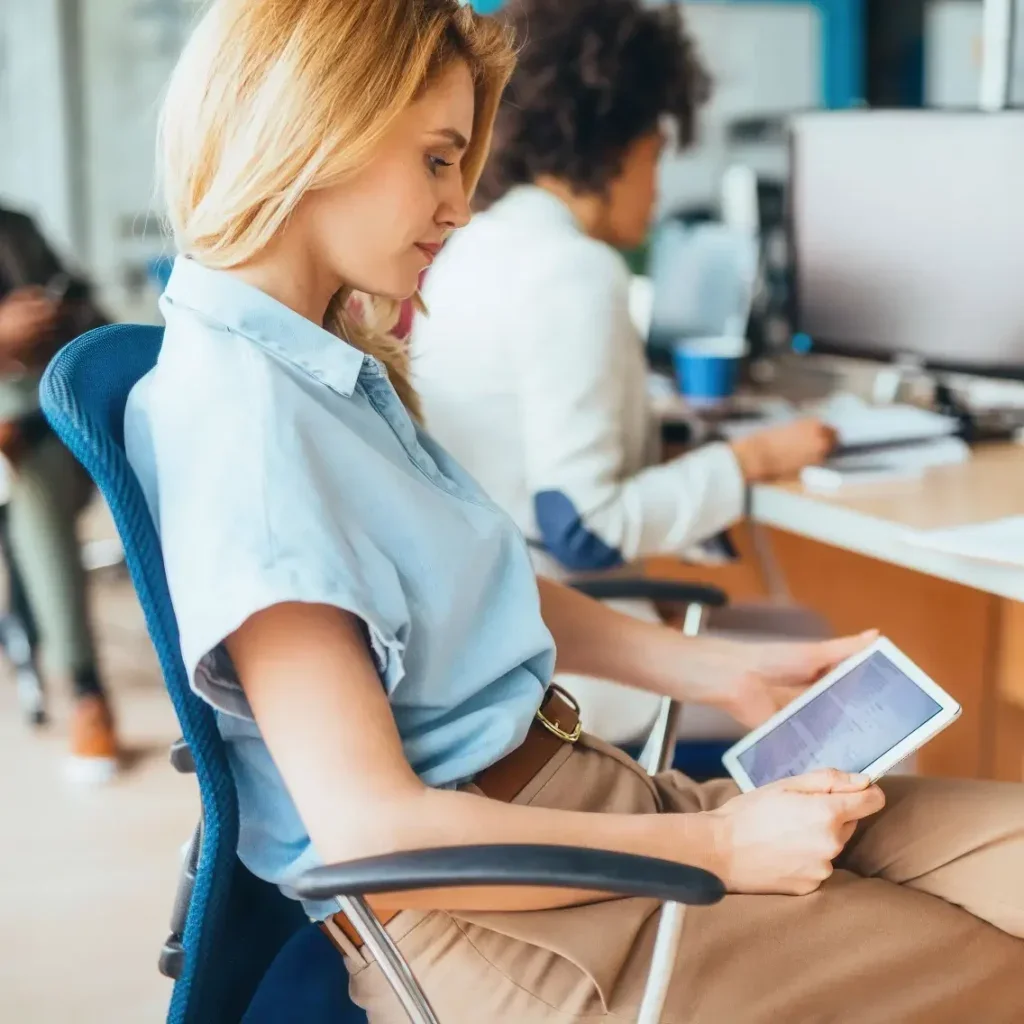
[752,443,1024,602]
[653,443,1024,782]
[754,443,1024,782]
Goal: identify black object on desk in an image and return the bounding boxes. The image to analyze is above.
[661,419,695,446]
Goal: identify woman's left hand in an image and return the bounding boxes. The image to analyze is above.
[696,630,878,729]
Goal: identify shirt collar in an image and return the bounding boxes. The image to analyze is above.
[496,185,582,233]
[161,256,365,397]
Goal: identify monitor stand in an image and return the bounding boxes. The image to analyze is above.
[870,354,928,406]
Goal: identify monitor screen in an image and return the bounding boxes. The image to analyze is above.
[790,110,1024,377]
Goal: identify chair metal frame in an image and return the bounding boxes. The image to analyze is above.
[327,599,709,1024]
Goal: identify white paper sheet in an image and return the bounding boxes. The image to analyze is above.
[820,398,959,448]
[715,394,959,449]
[904,515,1024,567]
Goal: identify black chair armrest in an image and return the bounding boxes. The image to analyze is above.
[569,577,728,608]
[292,844,725,906]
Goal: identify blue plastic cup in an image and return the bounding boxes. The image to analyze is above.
[671,336,748,405]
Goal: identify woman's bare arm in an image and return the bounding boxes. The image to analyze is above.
[226,601,720,913]
[535,576,877,726]
[535,575,726,698]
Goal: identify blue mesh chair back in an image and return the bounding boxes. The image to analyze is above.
[39,324,333,1022]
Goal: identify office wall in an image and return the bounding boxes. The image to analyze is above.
[0,0,198,316]
[659,2,821,214]
[927,0,984,104]
[926,0,1024,106]
[4,0,1017,302]
[78,0,199,317]
[0,0,79,259]
[75,0,822,296]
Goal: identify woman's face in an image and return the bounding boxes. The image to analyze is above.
[299,61,476,300]
[599,130,665,251]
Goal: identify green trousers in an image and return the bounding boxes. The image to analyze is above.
[6,430,97,678]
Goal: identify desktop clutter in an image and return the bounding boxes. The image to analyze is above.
[651,385,974,493]
[642,110,1024,571]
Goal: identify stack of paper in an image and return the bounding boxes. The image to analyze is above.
[816,394,959,451]
[800,436,970,492]
[903,516,1024,568]
[651,390,967,492]
[716,394,960,450]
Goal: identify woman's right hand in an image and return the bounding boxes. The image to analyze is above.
[730,418,837,483]
[707,769,886,896]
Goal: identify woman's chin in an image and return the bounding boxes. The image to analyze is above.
[348,264,420,304]
[375,275,420,303]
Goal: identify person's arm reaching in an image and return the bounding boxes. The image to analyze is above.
[536,575,877,728]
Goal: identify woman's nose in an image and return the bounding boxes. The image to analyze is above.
[438,184,471,230]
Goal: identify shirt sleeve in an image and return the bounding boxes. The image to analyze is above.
[515,243,746,571]
[128,345,410,721]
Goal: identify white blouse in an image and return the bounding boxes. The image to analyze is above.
[412,185,745,574]
[411,187,747,743]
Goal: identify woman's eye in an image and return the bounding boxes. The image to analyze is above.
[427,154,454,177]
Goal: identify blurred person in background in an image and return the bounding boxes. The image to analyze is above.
[411,0,836,744]
[0,204,118,782]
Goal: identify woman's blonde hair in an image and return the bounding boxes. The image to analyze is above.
[158,0,515,415]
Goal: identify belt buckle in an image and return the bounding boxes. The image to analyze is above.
[535,683,582,743]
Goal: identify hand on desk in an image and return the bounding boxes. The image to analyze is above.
[730,418,837,483]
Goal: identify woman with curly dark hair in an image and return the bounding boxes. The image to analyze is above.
[412,0,836,745]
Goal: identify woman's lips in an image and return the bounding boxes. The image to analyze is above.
[415,243,441,263]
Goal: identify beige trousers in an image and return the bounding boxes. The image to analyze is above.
[347,735,1024,1022]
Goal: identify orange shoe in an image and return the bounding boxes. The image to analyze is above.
[67,693,120,784]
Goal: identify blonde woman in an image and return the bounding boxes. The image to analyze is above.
[126,1,1024,1020]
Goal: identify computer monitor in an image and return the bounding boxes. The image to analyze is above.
[789,110,1024,379]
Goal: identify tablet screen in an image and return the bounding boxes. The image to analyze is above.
[737,651,943,787]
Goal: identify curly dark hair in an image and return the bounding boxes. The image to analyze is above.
[476,0,711,205]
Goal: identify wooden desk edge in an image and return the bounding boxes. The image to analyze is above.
[750,485,1024,602]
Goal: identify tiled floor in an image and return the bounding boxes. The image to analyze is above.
[0,552,197,1021]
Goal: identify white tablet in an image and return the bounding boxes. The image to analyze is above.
[722,637,961,792]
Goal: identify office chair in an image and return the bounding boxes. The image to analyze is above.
[41,324,726,1024]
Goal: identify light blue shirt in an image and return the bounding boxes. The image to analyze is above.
[124,257,556,919]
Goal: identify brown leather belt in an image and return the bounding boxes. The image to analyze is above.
[320,686,581,953]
